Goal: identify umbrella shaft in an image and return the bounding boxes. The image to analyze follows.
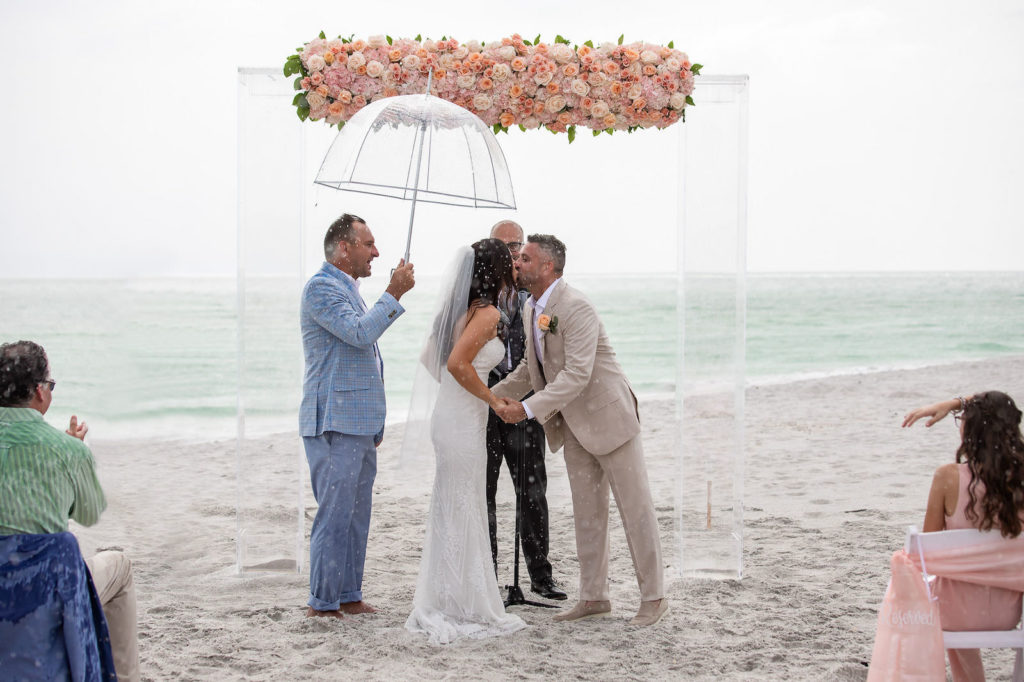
[404,119,429,262]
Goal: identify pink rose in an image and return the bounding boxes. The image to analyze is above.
[366,60,385,78]
[306,91,327,109]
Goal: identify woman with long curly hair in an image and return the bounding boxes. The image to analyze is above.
[904,391,1024,681]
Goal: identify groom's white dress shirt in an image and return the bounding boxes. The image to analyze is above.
[523,278,561,420]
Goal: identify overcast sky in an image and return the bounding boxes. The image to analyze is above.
[1,0,1021,277]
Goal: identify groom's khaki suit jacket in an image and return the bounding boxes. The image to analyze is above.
[494,279,641,456]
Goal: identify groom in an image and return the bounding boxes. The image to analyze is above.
[493,234,667,627]
[299,213,415,619]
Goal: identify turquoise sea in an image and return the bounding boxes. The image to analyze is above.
[1,272,1022,440]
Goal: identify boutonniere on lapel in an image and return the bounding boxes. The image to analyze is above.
[537,314,559,335]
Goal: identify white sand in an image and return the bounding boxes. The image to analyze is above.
[72,355,1024,680]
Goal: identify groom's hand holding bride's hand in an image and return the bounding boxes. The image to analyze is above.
[494,398,527,424]
[385,259,415,300]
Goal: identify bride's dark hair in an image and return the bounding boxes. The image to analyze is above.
[957,391,1024,538]
[467,238,514,310]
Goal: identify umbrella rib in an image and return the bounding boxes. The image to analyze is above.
[458,124,480,209]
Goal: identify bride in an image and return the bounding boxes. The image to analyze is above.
[404,238,527,644]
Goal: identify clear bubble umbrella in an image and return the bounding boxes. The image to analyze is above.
[313,75,516,261]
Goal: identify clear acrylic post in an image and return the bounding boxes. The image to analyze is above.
[675,75,749,579]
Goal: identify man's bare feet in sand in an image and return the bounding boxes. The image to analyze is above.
[305,607,344,619]
[339,601,377,615]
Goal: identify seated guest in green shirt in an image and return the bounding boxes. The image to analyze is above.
[0,340,139,682]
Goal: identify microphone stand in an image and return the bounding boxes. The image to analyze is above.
[503,423,557,610]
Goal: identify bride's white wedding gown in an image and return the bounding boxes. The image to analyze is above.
[405,337,527,644]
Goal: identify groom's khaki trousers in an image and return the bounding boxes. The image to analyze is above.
[562,427,664,602]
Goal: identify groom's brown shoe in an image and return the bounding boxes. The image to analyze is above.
[629,599,669,627]
[552,600,611,622]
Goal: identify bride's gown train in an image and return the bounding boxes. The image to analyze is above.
[405,337,526,644]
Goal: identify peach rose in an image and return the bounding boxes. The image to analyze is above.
[578,45,592,58]
[562,63,579,77]
[533,100,546,115]
[602,60,619,75]
[388,48,403,62]
[479,77,494,90]
[337,89,353,104]
[623,48,640,63]
[602,113,617,128]
[310,72,324,87]
[536,314,551,331]
[383,87,399,97]
[355,65,367,75]
[632,97,647,110]
[509,83,524,98]
[499,111,516,127]
[557,111,572,126]
[315,84,329,97]
[545,81,560,95]
[366,60,385,78]
[510,56,527,72]
[328,100,345,116]
[353,94,367,107]
[609,82,623,96]
[323,52,335,65]
[590,100,610,118]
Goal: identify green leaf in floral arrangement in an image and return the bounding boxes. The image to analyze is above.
[318,31,326,39]
[592,129,601,137]
[668,40,674,49]
[415,34,422,42]
[297,106,309,122]
[294,76,303,91]
[584,40,594,48]
[534,34,541,45]
[519,125,527,132]
[605,128,613,135]
[493,123,501,134]
[386,35,392,45]
[691,63,703,75]
[617,34,624,45]
[555,34,568,44]
[523,38,531,46]
[567,125,576,143]
[283,61,298,77]
[681,110,686,123]
[292,93,308,107]
[337,120,345,130]
[685,95,695,106]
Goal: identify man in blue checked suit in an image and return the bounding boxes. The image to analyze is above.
[300,213,415,619]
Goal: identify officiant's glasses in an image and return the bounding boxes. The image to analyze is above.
[506,242,523,261]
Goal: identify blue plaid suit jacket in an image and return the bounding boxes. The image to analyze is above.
[299,262,404,438]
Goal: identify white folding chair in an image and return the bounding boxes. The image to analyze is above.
[905,526,1024,682]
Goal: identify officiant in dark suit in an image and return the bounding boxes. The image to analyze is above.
[485,221,566,601]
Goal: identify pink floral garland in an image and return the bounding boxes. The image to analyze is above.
[284,33,701,140]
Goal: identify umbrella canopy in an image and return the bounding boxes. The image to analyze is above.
[314,92,517,260]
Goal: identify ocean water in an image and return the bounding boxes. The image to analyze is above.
[1,272,1021,440]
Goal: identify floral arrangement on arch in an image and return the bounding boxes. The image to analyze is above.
[284,33,701,141]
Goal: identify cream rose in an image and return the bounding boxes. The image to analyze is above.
[422,39,437,52]
[367,35,387,48]
[306,54,326,72]
[550,43,575,64]
[589,100,610,119]
[306,91,327,109]
[664,58,682,72]
[366,60,385,78]
[640,50,659,64]
[472,93,493,110]
[491,63,512,82]
[466,40,482,53]
[521,115,541,129]
[497,45,517,61]
[544,94,567,113]
[457,73,476,89]
[401,54,420,70]
[628,83,643,100]
[533,70,553,86]
[453,46,469,60]
[570,78,590,97]
[439,54,456,70]
[669,92,688,109]
[347,52,366,70]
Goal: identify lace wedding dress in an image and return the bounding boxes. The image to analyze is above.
[405,336,527,644]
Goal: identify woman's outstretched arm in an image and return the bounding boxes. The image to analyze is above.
[902,396,971,428]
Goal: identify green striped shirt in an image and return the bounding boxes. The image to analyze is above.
[0,406,106,535]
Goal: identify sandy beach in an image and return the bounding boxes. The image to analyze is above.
[70,354,1024,681]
